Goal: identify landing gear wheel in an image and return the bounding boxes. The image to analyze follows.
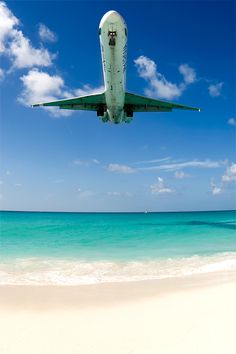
[97,105,105,117]
[126,105,133,118]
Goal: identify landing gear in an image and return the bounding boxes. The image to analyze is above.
[96,105,106,117]
[124,105,133,123]
[100,113,109,123]
[97,105,109,123]
[108,31,117,46]
[125,105,133,118]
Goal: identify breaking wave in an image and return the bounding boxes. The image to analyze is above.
[0,252,236,285]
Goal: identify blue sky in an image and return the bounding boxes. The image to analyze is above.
[0,0,235,212]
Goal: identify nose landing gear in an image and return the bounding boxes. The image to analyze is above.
[108,31,117,46]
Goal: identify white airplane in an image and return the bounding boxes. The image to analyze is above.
[33,10,200,124]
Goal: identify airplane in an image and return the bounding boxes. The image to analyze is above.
[32,10,200,124]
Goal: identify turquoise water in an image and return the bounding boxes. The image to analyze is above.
[0,210,236,284]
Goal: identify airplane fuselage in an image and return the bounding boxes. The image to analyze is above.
[99,11,129,124]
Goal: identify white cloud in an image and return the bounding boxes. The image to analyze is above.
[1,2,105,118]
[134,55,183,100]
[0,180,3,185]
[74,84,104,96]
[107,163,136,174]
[209,163,236,196]
[38,23,57,43]
[19,69,63,100]
[73,159,100,166]
[134,55,196,100]
[210,180,223,195]
[174,171,190,179]
[222,163,236,183]
[107,191,121,196]
[77,190,96,198]
[133,157,170,165]
[0,1,19,53]
[139,159,224,172]
[9,29,53,69]
[92,159,100,164]
[135,55,157,79]
[18,68,72,117]
[107,191,132,197]
[18,69,107,117]
[228,118,236,126]
[208,82,223,97]
[179,64,197,84]
[150,177,174,195]
[0,2,54,69]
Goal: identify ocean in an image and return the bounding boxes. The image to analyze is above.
[0,210,235,285]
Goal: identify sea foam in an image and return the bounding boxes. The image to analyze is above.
[0,252,236,285]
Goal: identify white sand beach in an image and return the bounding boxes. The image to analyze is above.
[0,273,236,354]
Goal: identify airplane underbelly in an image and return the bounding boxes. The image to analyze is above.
[105,67,124,110]
[103,41,126,108]
[99,13,127,122]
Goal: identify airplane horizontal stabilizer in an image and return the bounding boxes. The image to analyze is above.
[125,92,200,112]
[32,92,106,111]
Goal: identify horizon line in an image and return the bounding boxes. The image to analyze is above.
[0,209,235,214]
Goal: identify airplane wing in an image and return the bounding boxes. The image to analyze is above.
[32,92,106,111]
[125,92,200,112]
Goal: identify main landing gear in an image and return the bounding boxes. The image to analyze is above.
[125,105,133,118]
[97,105,109,122]
[96,104,106,117]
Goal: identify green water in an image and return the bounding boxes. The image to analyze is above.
[0,210,235,284]
[1,210,235,260]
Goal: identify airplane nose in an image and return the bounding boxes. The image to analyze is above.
[106,10,121,21]
[100,10,124,27]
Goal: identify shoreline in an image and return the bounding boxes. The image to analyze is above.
[0,271,235,310]
[1,251,236,286]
